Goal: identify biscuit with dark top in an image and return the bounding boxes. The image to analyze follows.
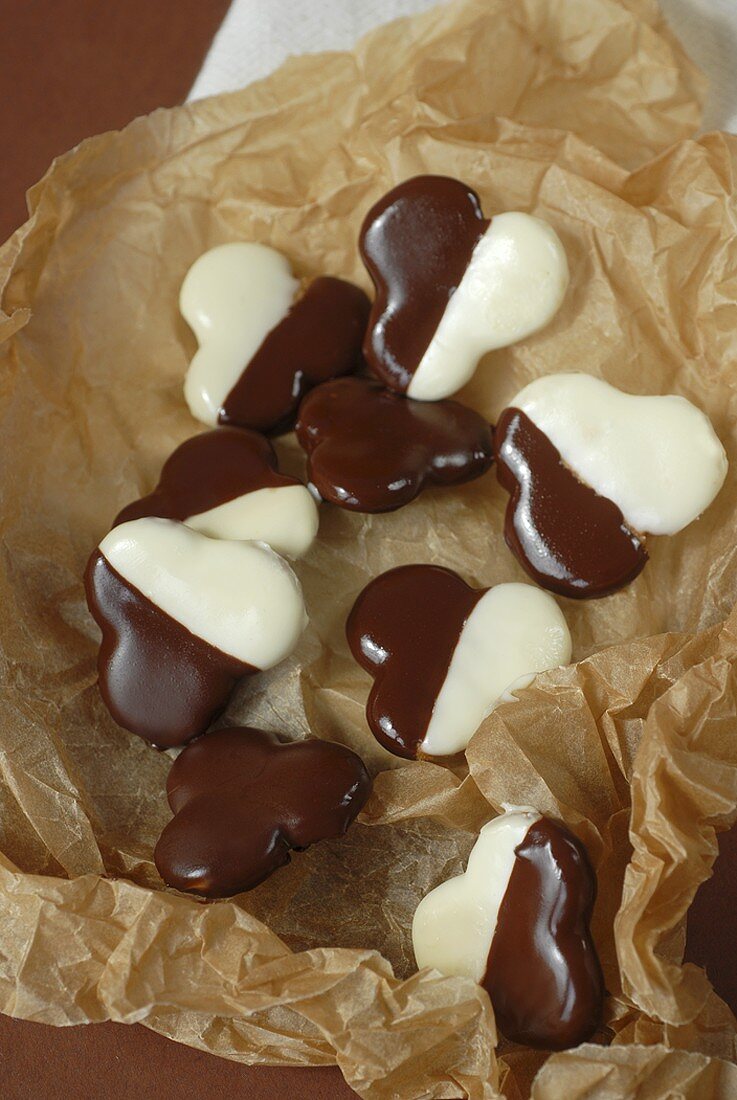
[155,727,371,897]
[295,376,493,513]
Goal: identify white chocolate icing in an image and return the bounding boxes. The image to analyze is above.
[407,214,569,401]
[185,483,319,558]
[180,242,299,425]
[99,518,306,667]
[412,809,541,982]
[511,373,728,535]
[420,583,571,757]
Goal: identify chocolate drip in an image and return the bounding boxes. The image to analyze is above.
[219,276,370,435]
[85,551,253,748]
[484,817,604,1050]
[495,407,648,599]
[115,427,291,527]
[295,376,494,513]
[346,565,482,758]
[154,726,371,897]
[359,175,489,392]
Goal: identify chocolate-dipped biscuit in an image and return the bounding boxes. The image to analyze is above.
[412,808,604,1050]
[115,427,319,558]
[495,373,728,599]
[295,376,493,513]
[181,242,370,434]
[346,565,571,759]
[85,518,306,747]
[360,175,568,400]
[154,726,371,897]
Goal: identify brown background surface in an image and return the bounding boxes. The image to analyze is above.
[0,1,356,1095]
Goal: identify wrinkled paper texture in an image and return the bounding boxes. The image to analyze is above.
[0,0,736,1096]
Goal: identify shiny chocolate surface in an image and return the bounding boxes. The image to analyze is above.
[296,376,493,513]
[115,426,293,527]
[484,816,604,1049]
[359,176,488,392]
[346,564,481,758]
[495,407,648,599]
[155,726,371,896]
[219,276,370,435]
[85,551,252,748]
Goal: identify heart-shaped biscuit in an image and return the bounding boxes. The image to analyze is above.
[496,373,728,598]
[346,565,571,759]
[412,809,604,1050]
[154,726,371,897]
[360,175,568,400]
[85,518,307,747]
[295,376,494,513]
[115,426,319,558]
[181,243,370,434]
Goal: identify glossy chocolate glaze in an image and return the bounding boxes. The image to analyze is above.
[484,817,604,1050]
[154,726,371,897]
[115,426,294,527]
[219,275,370,435]
[495,407,648,599]
[346,565,482,759]
[295,376,494,513]
[359,175,488,392]
[85,551,253,748]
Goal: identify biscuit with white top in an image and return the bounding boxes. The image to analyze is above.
[85,518,307,747]
[360,176,568,400]
[413,809,603,1049]
[496,373,728,598]
[346,565,571,759]
[181,242,369,434]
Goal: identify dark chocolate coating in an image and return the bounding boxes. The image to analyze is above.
[115,426,300,528]
[359,175,488,393]
[295,376,494,513]
[218,275,371,435]
[495,407,648,599]
[346,565,482,759]
[154,726,371,897]
[484,817,604,1050]
[85,551,253,748]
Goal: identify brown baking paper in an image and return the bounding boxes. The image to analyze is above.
[0,0,735,1096]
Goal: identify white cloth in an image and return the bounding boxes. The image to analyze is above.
[188,0,439,101]
[188,0,737,136]
[662,0,737,131]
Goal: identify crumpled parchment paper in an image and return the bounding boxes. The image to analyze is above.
[1,0,736,1097]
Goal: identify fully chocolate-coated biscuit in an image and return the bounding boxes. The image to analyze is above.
[155,726,371,896]
[295,376,494,513]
